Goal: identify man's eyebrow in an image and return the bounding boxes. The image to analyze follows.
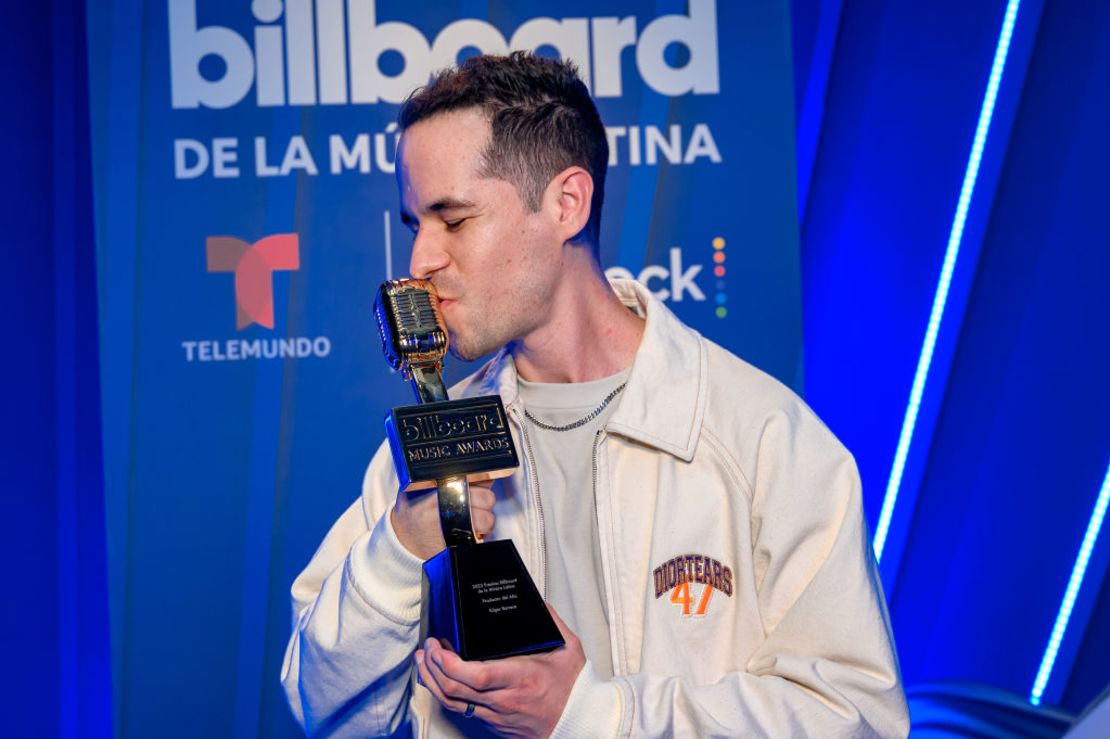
[427,197,477,213]
[400,198,477,227]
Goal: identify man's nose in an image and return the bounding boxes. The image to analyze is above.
[408,229,450,279]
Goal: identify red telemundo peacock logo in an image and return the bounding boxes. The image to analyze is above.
[182,232,329,363]
[206,233,299,329]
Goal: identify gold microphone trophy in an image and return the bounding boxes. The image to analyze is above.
[374,279,564,660]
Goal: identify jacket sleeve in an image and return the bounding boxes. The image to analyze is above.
[551,400,909,739]
[280,442,424,737]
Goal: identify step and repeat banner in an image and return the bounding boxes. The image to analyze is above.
[87,1,799,735]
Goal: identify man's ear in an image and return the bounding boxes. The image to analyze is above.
[548,166,594,242]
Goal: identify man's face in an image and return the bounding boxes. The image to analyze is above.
[397,108,561,360]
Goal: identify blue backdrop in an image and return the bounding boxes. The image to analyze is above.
[4,0,1110,736]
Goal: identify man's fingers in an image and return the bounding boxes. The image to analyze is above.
[467,483,496,539]
[469,483,496,512]
[415,652,448,705]
[426,639,496,689]
[425,647,490,704]
[416,644,502,723]
[471,509,495,538]
[415,649,473,715]
[431,642,517,692]
[391,488,448,560]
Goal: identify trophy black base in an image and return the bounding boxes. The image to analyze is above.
[421,539,565,661]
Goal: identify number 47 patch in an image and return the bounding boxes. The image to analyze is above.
[652,553,734,617]
[669,582,714,617]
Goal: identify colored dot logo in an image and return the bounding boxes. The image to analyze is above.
[712,236,727,318]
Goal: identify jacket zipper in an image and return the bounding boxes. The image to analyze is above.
[592,427,622,674]
[592,430,603,516]
[514,407,548,599]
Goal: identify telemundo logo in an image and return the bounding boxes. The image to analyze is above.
[168,0,720,109]
[184,232,333,363]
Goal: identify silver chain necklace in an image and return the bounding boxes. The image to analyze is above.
[523,382,628,432]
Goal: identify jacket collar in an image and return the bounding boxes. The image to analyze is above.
[472,278,707,462]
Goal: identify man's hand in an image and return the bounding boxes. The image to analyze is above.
[391,481,496,560]
[414,605,586,738]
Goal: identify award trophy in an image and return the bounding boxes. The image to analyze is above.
[374,279,564,661]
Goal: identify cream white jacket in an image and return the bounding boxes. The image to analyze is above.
[281,279,910,738]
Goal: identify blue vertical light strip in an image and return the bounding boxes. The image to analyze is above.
[872,0,1023,560]
[1029,460,1110,706]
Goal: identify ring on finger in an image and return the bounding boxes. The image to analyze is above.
[463,702,476,718]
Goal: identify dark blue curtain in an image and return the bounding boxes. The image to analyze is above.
[0,3,112,737]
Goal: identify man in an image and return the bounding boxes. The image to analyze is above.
[282,52,909,737]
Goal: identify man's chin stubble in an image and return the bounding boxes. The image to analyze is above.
[447,332,492,362]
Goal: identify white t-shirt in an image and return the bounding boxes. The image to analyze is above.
[516,368,631,680]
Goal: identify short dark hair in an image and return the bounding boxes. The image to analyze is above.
[398,51,609,246]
